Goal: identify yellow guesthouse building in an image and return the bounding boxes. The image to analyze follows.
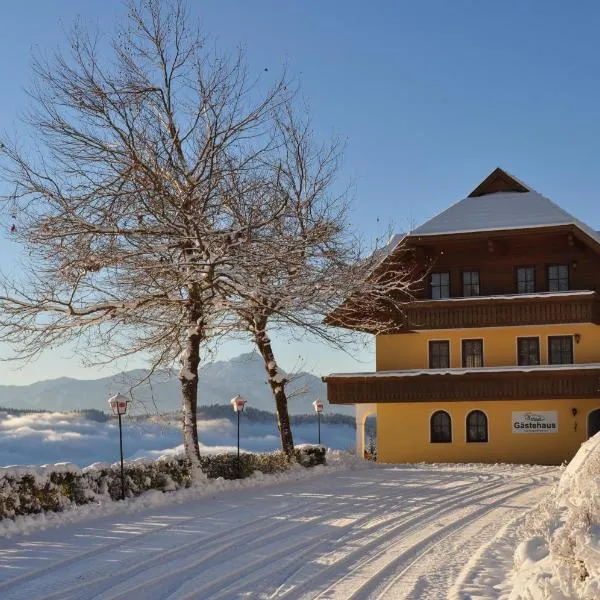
[324,168,600,465]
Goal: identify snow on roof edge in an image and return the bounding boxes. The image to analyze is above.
[409,222,575,238]
[411,290,595,303]
[326,363,600,379]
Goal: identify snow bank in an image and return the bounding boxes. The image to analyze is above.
[509,434,600,599]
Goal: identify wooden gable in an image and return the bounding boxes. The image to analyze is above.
[468,167,530,197]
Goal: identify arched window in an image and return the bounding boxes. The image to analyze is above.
[430,411,452,443]
[588,409,600,438]
[466,410,488,443]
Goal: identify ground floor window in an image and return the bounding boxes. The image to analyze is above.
[466,410,488,442]
[588,409,600,438]
[430,410,452,443]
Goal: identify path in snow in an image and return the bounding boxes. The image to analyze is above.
[0,463,558,599]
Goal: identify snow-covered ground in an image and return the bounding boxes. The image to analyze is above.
[0,461,558,599]
[0,411,355,466]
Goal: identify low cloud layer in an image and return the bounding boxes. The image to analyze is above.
[0,412,355,468]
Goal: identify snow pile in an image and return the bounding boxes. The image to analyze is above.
[509,434,600,599]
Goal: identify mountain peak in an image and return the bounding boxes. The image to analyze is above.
[0,353,351,416]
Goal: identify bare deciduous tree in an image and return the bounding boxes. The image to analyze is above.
[0,0,292,469]
[228,105,421,456]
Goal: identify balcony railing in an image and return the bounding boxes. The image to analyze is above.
[400,291,600,331]
[324,364,600,404]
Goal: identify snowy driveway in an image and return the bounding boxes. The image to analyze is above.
[0,463,558,600]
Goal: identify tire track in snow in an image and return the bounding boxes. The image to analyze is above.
[86,485,429,600]
[210,471,551,600]
[54,470,500,600]
[1,478,371,600]
[0,465,558,600]
[321,469,556,600]
[27,480,392,600]
[358,487,536,599]
[163,473,509,600]
[272,467,556,600]
[447,493,546,600]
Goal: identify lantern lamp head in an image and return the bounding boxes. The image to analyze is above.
[108,393,129,416]
[231,395,247,413]
[313,399,324,414]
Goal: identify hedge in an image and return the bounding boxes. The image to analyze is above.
[0,446,326,519]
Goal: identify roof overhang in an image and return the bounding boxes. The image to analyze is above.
[408,222,593,244]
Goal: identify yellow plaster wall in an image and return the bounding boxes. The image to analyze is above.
[377,399,599,465]
[375,324,600,370]
[372,324,600,464]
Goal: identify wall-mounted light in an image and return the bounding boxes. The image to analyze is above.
[572,260,578,270]
[574,333,581,344]
[571,407,578,417]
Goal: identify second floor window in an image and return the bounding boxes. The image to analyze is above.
[548,336,573,364]
[462,271,480,297]
[429,341,450,369]
[462,339,483,367]
[548,265,569,292]
[516,267,535,294]
[431,272,450,299]
[518,337,540,366]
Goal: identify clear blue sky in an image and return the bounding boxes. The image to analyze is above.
[1,1,600,384]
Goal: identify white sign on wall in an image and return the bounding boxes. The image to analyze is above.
[512,411,558,434]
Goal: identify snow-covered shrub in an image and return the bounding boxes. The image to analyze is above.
[0,466,82,518]
[200,452,288,479]
[294,445,326,467]
[0,449,328,519]
[199,447,326,480]
[83,458,193,500]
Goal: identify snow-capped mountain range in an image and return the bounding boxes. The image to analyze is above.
[0,352,352,415]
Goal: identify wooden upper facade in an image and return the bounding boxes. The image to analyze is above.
[330,168,600,334]
[415,229,600,300]
[398,228,600,332]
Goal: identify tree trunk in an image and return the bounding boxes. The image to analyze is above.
[179,319,203,470]
[254,326,295,457]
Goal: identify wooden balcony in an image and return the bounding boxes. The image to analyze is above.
[400,291,600,332]
[324,365,600,404]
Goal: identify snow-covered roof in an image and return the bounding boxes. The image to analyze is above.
[325,363,600,380]
[372,233,405,260]
[409,168,600,246]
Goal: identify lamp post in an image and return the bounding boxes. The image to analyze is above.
[108,393,129,500]
[313,399,324,445]
[231,395,247,477]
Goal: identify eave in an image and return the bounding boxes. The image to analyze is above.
[406,223,600,254]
